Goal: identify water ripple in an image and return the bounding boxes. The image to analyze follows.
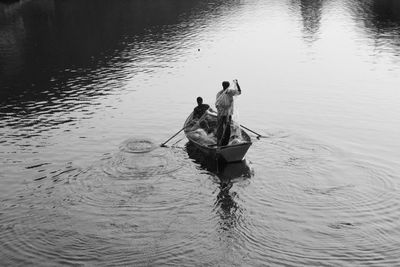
[0,141,201,265]
[102,139,182,180]
[239,133,400,265]
[0,206,122,266]
[118,138,158,153]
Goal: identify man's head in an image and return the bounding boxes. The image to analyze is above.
[222,81,230,90]
[196,96,203,105]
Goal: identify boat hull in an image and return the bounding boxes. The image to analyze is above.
[184,112,252,163]
[217,142,252,162]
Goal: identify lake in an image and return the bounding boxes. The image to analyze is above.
[1,0,400,265]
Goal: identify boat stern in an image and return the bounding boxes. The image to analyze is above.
[217,142,252,163]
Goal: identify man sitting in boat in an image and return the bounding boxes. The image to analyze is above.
[185,97,219,145]
[192,97,217,133]
[193,97,211,120]
[215,79,241,146]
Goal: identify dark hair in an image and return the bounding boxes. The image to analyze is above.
[197,96,203,104]
[222,81,230,90]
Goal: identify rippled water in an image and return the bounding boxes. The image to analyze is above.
[1,0,400,265]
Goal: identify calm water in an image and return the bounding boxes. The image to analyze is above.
[1,0,400,265]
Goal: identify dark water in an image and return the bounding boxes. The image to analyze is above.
[1,0,400,265]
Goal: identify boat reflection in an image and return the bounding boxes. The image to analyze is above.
[186,141,253,231]
[185,141,253,180]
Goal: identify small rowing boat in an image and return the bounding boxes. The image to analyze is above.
[184,112,252,163]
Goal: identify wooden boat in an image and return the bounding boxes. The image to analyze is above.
[184,112,252,163]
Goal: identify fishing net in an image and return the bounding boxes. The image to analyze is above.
[186,108,218,145]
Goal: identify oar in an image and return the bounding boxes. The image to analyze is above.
[161,110,212,147]
[160,127,188,147]
[240,124,267,139]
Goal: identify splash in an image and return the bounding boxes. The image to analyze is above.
[119,138,157,154]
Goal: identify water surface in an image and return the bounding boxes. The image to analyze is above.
[1,0,400,265]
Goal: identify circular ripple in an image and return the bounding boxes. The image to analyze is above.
[0,206,121,266]
[119,138,157,153]
[258,160,399,215]
[25,147,190,219]
[50,166,160,214]
[3,148,199,265]
[0,204,204,266]
[240,134,400,265]
[101,148,183,180]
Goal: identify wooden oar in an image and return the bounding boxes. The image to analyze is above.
[160,127,186,147]
[240,124,267,139]
[161,110,209,147]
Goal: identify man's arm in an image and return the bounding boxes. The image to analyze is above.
[234,79,241,94]
[207,107,217,115]
[227,79,241,96]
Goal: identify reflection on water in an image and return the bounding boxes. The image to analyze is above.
[1,0,400,265]
[186,140,253,235]
[214,161,252,234]
[354,0,400,54]
[0,0,204,128]
[292,0,325,42]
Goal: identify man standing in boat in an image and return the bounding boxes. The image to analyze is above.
[215,79,241,146]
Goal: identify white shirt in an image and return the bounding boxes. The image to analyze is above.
[215,87,241,116]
